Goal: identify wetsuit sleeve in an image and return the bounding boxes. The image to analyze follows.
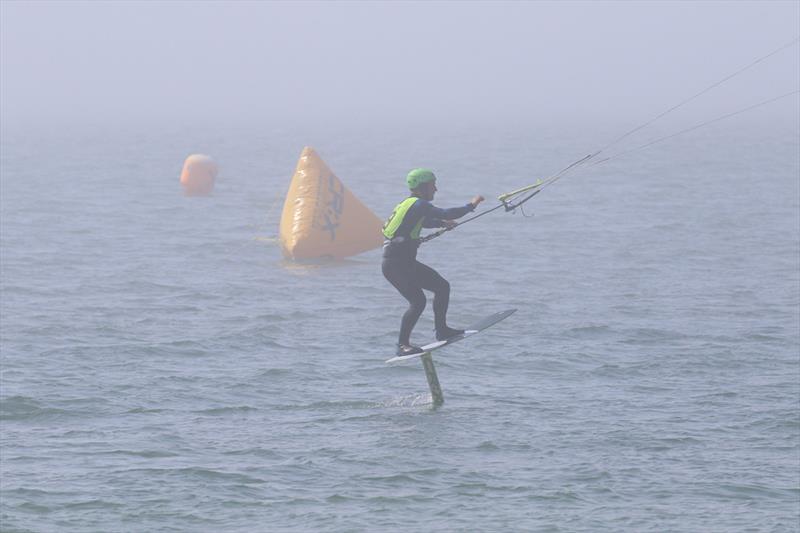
[422,202,475,227]
[422,218,445,228]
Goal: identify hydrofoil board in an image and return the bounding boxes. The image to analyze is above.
[385,309,516,363]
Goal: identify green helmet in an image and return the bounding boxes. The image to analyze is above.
[406,168,436,190]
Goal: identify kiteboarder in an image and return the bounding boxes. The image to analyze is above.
[382,168,484,357]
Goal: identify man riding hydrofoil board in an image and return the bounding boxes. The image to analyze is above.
[382,168,484,357]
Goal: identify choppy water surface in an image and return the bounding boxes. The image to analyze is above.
[1,119,798,532]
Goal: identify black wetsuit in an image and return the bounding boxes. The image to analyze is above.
[382,198,475,346]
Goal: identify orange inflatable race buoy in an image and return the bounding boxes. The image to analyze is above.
[180,154,217,196]
[279,147,383,261]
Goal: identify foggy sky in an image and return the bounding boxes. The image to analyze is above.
[1,0,798,125]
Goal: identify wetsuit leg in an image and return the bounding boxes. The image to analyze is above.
[382,259,426,345]
[413,261,451,332]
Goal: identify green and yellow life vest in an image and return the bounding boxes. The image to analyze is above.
[383,197,424,240]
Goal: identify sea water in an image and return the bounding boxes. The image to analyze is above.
[1,118,798,532]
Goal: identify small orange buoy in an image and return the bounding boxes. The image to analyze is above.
[180,154,217,196]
